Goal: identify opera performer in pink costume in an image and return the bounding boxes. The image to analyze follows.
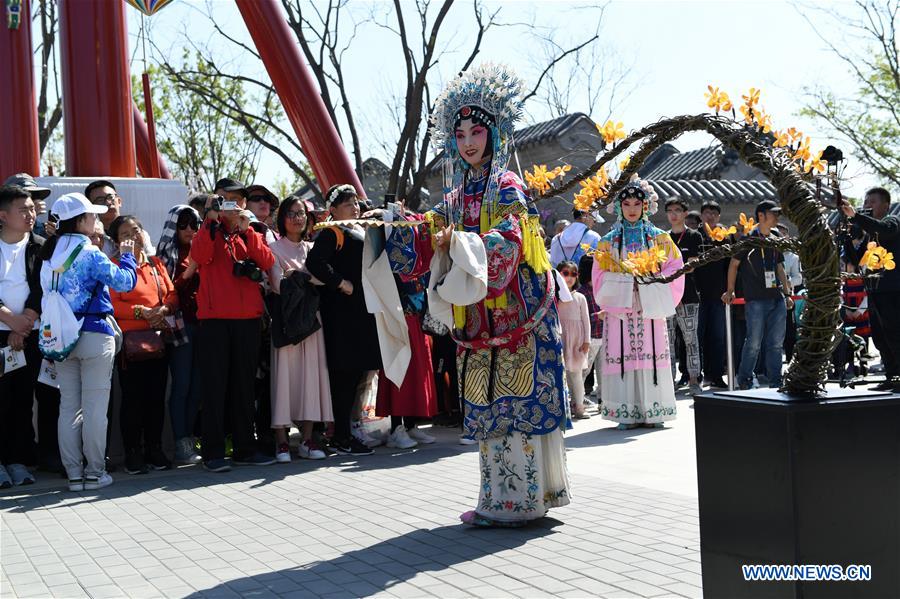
[592,178,684,430]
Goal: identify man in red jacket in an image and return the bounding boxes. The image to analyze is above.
[191,178,276,472]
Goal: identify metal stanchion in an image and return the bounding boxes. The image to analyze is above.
[726,302,735,391]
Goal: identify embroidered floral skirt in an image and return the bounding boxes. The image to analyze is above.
[600,369,677,424]
[476,429,570,522]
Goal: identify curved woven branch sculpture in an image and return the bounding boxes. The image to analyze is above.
[539,114,841,397]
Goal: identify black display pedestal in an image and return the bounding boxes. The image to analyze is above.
[694,388,900,599]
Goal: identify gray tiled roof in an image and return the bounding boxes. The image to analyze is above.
[642,146,724,180]
[513,112,594,150]
[648,178,834,204]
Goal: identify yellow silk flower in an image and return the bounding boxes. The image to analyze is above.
[598,120,626,146]
[787,127,804,143]
[742,87,761,108]
[705,85,733,113]
[804,150,826,174]
[524,164,571,194]
[792,137,812,163]
[705,223,737,242]
[773,130,790,148]
[623,245,668,277]
[739,212,757,234]
[860,241,896,271]
[755,111,773,134]
[573,168,610,211]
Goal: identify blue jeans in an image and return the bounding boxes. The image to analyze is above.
[698,300,726,379]
[738,298,786,389]
[169,322,202,440]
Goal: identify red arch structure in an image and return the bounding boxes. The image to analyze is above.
[0,0,363,195]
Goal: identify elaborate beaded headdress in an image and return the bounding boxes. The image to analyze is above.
[607,176,659,221]
[430,63,525,222]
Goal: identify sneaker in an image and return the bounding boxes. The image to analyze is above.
[870,379,896,391]
[124,450,149,475]
[574,411,592,420]
[276,443,292,463]
[352,420,383,448]
[689,383,704,396]
[174,438,202,465]
[232,452,277,466]
[333,437,374,456]
[84,473,113,490]
[7,464,35,486]
[0,466,12,489]
[458,434,477,446]
[317,435,337,456]
[203,458,232,472]
[68,478,84,492]
[386,425,418,449]
[297,440,326,460]
[706,377,728,389]
[407,427,436,444]
[145,447,172,471]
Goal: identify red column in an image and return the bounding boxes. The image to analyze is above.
[235,0,364,196]
[59,0,135,177]
[0,0,40,179]
[132,102,172,179]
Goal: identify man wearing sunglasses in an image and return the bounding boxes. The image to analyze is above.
[246,184,279,244]
[84,180,155,258]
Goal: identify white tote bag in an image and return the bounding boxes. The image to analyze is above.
[638,282,676,319]
[598,272,634,310]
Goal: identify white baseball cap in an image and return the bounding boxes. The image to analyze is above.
[51,192,109,221]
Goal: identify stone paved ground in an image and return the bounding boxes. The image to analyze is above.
[1,390,705,599]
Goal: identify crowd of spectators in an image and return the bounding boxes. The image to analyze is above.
[0,171,896,490]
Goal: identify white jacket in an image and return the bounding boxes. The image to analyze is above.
[549,222,600,266]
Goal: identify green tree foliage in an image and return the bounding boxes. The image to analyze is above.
[800,1,900,190]
[132,52,269,191]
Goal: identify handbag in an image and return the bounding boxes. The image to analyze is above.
[148,258,188,347]
[123,329,166,362]
[123,259,168,362]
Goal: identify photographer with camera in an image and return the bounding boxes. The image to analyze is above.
[191,178,276,471]
[840,187,900,391]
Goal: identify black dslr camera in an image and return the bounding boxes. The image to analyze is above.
[232,258,263,282]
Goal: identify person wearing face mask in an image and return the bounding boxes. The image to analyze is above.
[306,184,382,456]
[191,178,276,472]
[38,193,138,491]
[592,179,685,430]
[376,65,571,527]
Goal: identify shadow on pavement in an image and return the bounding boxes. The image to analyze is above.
[184,521,562,598]
[0,432,477,514]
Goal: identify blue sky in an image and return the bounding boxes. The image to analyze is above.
[126,0,874,198]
